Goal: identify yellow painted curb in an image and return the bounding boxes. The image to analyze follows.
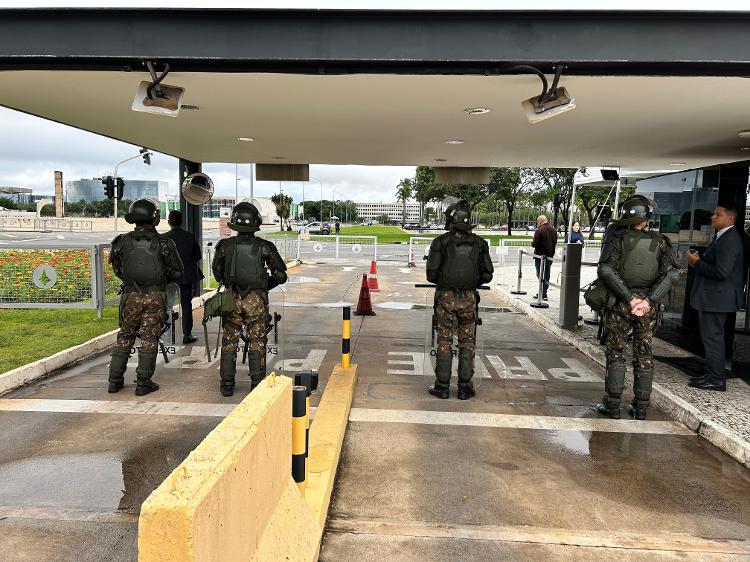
[305,363,358,529]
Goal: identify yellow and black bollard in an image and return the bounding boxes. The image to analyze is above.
[292,385,307,493]
[342,305,351,368]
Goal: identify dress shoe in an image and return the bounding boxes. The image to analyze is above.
[183,334,198,344]
[428,385,449,399]
[691,380,726,392]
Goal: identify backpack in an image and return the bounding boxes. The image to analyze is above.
[121,234,164,287]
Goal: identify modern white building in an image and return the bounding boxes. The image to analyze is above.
[356,201,422,222]
[66,178,168,203]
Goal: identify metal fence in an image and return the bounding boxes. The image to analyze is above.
[298,235,377,262]
[0,218,93,231]
[409,235,498,264]
[0,244,119,317]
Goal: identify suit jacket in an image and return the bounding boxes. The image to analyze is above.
[164,226,203,285]
[690,226,745,313]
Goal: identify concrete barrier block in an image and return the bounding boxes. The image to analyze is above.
[138,376,320,562]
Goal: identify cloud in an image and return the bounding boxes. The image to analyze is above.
[0,107,415,202]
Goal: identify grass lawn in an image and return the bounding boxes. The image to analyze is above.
[269,225,535,245]
[0,306,119,374]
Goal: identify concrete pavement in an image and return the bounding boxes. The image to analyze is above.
[0,259,749,560]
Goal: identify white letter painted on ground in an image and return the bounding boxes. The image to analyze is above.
[486,355,546,380]
[547,358,601,382]
[275,349,327,373]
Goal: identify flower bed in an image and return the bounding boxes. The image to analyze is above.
[0,248,119,304]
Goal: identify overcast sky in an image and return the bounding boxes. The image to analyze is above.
[0,106,416,203]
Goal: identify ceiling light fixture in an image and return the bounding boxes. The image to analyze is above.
[271,156,287,159]
[514,65,576,124]
[668,162,687,166]
[181,104,200,111]
[464,108,491,116]
[738,130,750,139]
[740,147,750,151]
[445,140,464,145]
[434,158,448,162]
[236,137,254,142]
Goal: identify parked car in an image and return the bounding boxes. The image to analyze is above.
[525,224,536,232]
[305,221,331,235]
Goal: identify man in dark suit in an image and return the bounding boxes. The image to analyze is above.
[686,205,745,391]
[164,210,203,344]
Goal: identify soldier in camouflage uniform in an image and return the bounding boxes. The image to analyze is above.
[597,195,679,420]
[212,202,287,397]
[426,199,494,400]
[108,199,184,396]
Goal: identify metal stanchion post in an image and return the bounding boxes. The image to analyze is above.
[292,385,307,494]
[530,255,549,309]
[510,249,527,295]
[342,305,351,367]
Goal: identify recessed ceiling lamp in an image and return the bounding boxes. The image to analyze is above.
[514,64,576,124]
[445,140,464,145]
[181,104,200,111]
[272,156,287,159]
[740,147,750,151]
[738,130,750,139]
[236,137,254,142]
[668,162,687,166]
[434,158,448,162]
[464,108,491,115]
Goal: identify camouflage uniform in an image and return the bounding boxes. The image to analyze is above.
[597,223,678,418]
[212,232,287,394]
[108,224,183,394]
[426,226,493,398]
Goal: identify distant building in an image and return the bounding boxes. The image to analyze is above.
[202,195,278,224]
[65,178,168,203]
[0,186,33,204]
[356,201,421,222]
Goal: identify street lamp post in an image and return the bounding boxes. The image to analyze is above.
[113,149,152,234]
[309,176,323,223]
[332,186,344,223]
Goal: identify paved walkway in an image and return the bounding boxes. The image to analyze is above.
[1,259,749,560]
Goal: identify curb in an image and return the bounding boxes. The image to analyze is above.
[493,283,750,469]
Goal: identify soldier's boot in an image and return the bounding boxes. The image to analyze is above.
[248,350,265,391]
[134,352,159,396]
[108,350,130,393]
[457,348,476,401]
[428,352,452,399]
[596,363,625,419]
[220,351,237,397]
[628,367,653,420]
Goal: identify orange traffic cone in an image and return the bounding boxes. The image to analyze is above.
[354,274,376,316]
[368,260,380,291]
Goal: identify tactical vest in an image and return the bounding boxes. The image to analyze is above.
[619,230,660,290]
[225,237,268,291]
[121,234,164,287]
[437,234,481,290]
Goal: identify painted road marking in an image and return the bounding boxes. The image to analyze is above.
[0,398,235,417]
[274,349,327,372]
[326,518,750,555]
[348,408,693,435]
[389,352,601,382]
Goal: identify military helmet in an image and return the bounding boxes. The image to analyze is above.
[444,198,473,231]
[124,198,160,226]
[613,195,653,227]
[228,202,262,233]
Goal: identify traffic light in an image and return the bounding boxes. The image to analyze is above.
[115,177,125,200]
[102,176,115,199]
[140,147,151,166]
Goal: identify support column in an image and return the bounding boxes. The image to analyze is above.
[179,159,203,296]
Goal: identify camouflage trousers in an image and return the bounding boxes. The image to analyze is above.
[221,289,268,355]
[114,290,165,354]
[605,299,658,369]
[435,289,478,355]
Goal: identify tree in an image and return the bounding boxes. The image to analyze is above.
[271,193,293,228]
[487,167,522,236]
[414,166,436,225]
[395,178,413,227]
[525,168,577,231]
[375,213,391,225]
[424,207,437,222]
[576,182,636,239]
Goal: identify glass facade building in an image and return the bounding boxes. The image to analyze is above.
[65,178,168,203]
